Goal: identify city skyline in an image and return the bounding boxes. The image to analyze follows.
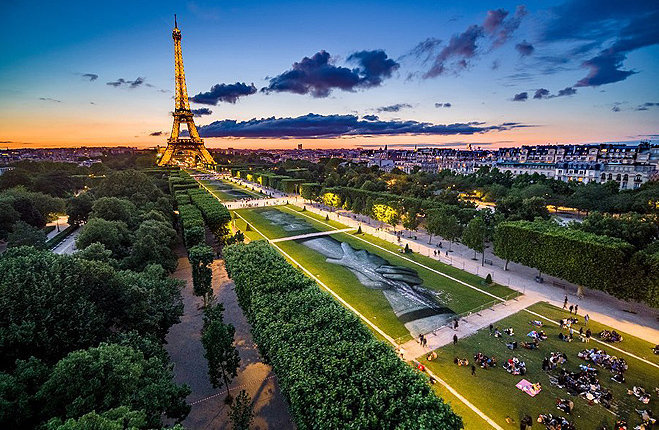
[1,0,658,149]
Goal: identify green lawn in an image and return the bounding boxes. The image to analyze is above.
[422,302,659,429]
[200,178,263,201]
[232,204,518,344]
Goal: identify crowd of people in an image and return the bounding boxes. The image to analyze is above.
[578,348,628,376]
[554,367,613,408]
[474,352,497,369]
[537,413,576,430]
[503,357,527,375]
[542,352,568,371]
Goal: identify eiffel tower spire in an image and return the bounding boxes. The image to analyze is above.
[158,15,215,167]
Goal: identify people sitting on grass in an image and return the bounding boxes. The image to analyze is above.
[559,317,579,329]
[558,332,574,342]
[537,413,575,430]
[503,327,514,336]
[506,340,518,350]
[556,398,574,414]
[544,352,568,370]
[474,352,497,369]
[528,330,548,341]
[578,348,628,374]
[600,330,623,343]
[530,320,543,327]
[454,357,469,366]
[628,386,651,405]
[493,327,503,337]
[555,367,613,408]
[426,351,438,361]
[504,357,526,375]
[522,339,540,350]
[635,409,656,427]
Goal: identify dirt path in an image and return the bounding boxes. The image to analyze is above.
[165,243,294,429]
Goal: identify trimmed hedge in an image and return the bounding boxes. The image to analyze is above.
[187,189,231,241]
[224,241,462,430]
[492,221,658,304]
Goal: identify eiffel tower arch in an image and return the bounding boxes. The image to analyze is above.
[158,15,216,167]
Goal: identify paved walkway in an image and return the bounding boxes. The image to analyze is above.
[165,241,294,429]
[51,227,80,255]
[400,295,540,359]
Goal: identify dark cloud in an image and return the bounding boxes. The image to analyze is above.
[533,88,550,99]
[362,114,379,121]
[347,50,400,87]
[434,102,452,108]
[424,25,482,77]
[38,97,61,103]
[556,86,576,97]
[484,6,528,48]
[541,1,658,87]
[191,82,257,105]
[612,103,622,112]
[515,41,535,56]
[377,103,412,113]
[262,50,398,98]
[106,77,145,88]
[636,102,659,111]
[197,113,530,139]
[149,131,166,136]
[81,73,98,81]
[191,108,213,116]
[421,7,526,78]
[512,92,528,101]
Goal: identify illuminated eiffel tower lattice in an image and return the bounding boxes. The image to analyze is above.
[158,15,216,167]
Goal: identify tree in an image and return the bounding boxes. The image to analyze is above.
[124,220,178,273]
[37,343,190,428]
[188,244,214,307]
[76,218,131,258]
[201,304,240,402]
[402,207,420,237]
[425,210,442,244]
[439,214,462,251]
[66,193,94,225]
[462,216,486,265]
[229,390,254,430]
[0,169,33,190]
[7,221,47,249]
[0,201,19,240]
[75,242,117,266]
[44,407,149,430]
[90,197,137,226]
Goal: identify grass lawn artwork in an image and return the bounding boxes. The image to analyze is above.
[421,302,659,429]
[233,204,517,343]
[200,178,262,201]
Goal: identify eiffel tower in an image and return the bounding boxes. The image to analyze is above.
[158,15,216,167]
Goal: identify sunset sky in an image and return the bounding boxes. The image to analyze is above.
[1,0,657,150]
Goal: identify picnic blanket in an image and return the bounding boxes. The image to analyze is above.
[516,379,542,397]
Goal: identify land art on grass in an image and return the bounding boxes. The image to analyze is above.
[232,204,517,344]
[199,178,262,201]
[422,302,659,429]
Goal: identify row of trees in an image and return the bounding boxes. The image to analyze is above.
[493,221,658,306]
[224,241,462,429]
[0,246,189,428]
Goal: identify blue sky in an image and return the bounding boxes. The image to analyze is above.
[1,0,657,148]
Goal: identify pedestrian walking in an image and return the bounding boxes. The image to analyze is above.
[453,334,458,345]
[454,319,459,330]
[574,304,578,315]
[585,329,591,343]
[568,305,573,314]
[585,314,590,326]
[563,296,568,309]
[471,364,476,376]
[423,337,428,348]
